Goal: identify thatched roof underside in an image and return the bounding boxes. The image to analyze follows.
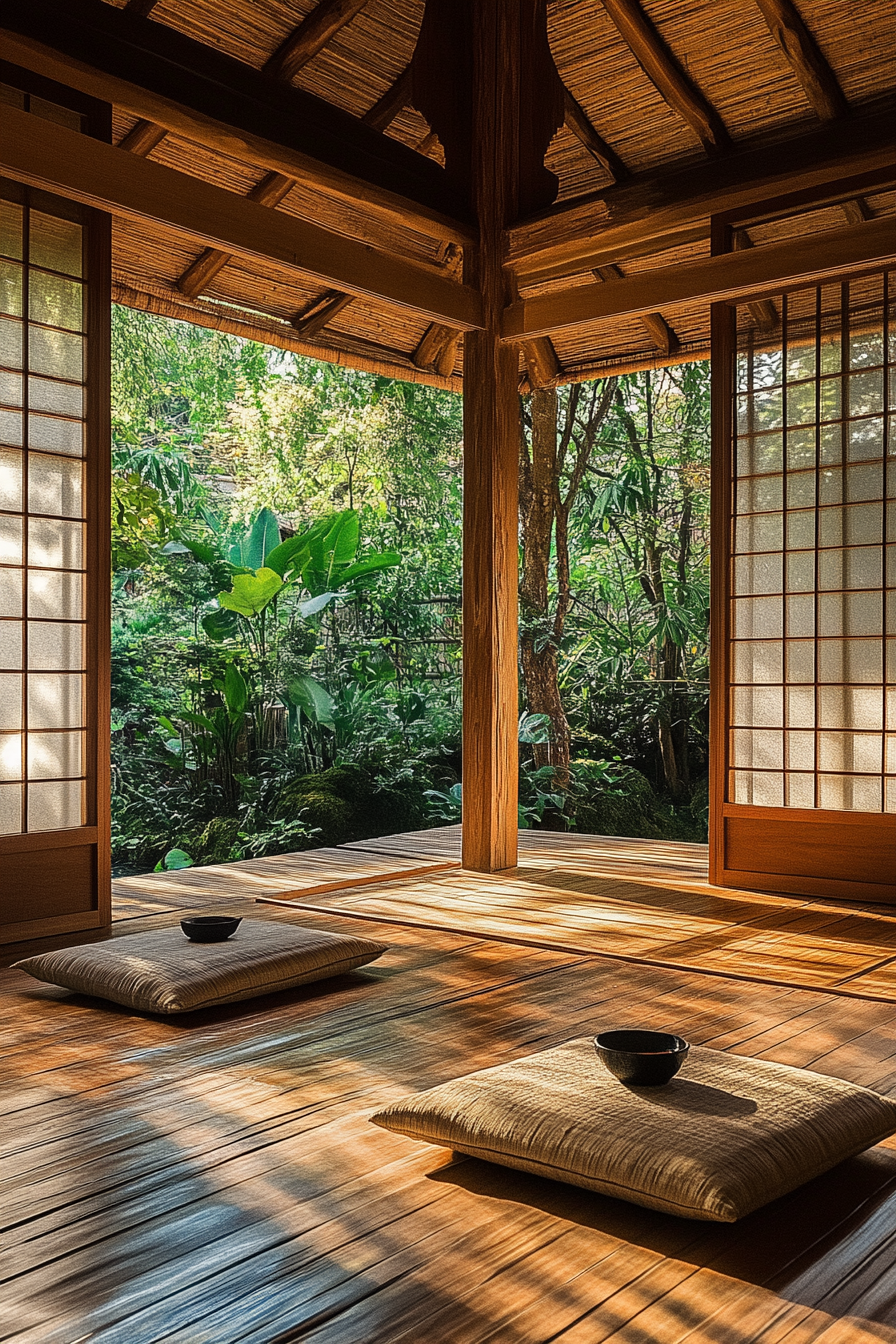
[103,0,895,388]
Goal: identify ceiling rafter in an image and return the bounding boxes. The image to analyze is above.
[263,0,371,84]
[754,0,848,121]
[593,263,679,356]
[291,289,355,336]
[2,105,483,329]
[599,0,730,154]
[753,0,869,227]
[173,17,414,307]
[520,337,562,389]
[412,243,466,377]
[562,89,627,183]
[732,229,778,331]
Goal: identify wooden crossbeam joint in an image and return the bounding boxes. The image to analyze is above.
[594,263,679,355]
[754,0,848,121]
[177,172,295,299]
[263,0,371,85]
[600,0,729,154]
[117,119,167,157]
[520,337,561,388]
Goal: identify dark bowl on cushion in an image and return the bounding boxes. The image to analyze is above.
[180,915,242,943]
[594,1029,689,1086]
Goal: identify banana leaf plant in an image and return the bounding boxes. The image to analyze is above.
[161,506,399,752]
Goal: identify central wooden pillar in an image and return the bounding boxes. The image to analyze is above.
[461,4,521,871]
[414,0,562,871]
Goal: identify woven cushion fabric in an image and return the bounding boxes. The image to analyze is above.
[370,1037,896,1222]
[13,919,387,1015]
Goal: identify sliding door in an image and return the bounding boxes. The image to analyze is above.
[711,268,895,900]
[0,161,110,941]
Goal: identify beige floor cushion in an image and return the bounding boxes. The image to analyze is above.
[371,1036,896,1222]
[14,919,387,1014]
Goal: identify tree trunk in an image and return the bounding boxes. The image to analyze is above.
[519,387,571,786]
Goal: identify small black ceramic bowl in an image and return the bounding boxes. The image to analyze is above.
[180,915,242,943]
[594,1029,689,1087]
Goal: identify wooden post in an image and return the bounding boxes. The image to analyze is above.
[412,0,562,870]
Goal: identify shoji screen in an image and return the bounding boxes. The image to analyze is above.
[712,269,895,900]
[0,177,110,942]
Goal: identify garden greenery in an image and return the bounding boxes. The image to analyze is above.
[111,306,710,874]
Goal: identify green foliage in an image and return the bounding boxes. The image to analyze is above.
[110,305,710,873]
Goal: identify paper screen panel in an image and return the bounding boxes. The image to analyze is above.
[730,275,894,813]
[0,188,87,834]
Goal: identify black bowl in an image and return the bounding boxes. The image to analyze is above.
[180,915,242,943]
[594,1029,689,1087]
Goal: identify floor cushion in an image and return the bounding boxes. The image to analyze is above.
[13,919,388,1014]
[370,1036,896,1222]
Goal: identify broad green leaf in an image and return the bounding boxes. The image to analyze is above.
[338,552,400,584]
[159,540,191,555]
[218,567,283,617]
[180,710,218,733]
[324,510,360,570]
[157,715,178,735]
[264,535,310,579]
[285,674,335,727]
[202,606,240,642]
[223,662,248,718]
[163,848,193,870]
[246,507,281,570]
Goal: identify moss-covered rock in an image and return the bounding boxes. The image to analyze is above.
[275,762,425,847]
[573,764,665,840]
[184,815,242,866]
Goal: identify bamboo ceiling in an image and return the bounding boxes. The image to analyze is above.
[96,0,896,388]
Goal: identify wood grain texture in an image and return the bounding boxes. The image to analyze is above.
[0,4,475,245]
[0,108,484,329]
[508,106,895,277]
[176,171,295,298]
[755,0,849,121]
[4,879,896,1341]
[562,88,627,182]
[599,0,730,153]
[116,118,167,157]
[505,215,896,340]
[262,0,371,85]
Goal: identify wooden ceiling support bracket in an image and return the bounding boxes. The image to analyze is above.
[520,337,562,388]
[733,228,778,330]
[599,0,729,153]
[754,0,849,121]
[411,324,460,377]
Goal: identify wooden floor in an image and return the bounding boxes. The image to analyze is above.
[5,831,896,1341]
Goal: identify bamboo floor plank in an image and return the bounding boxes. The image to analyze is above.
[5,902,896,1342]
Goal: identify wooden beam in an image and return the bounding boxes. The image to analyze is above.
[504,215,896,341]
[0,0,474,245]
[562,90,626,183]
[520,337,561,388]
[0,106,483,330]
[600,0,729,153]
[291,289,354,337]
[177,172,295,299]
[841,197,871,225]
[594,263,678,355]
[117,118,167,157]
[263,0,370,84]
[507,103,895,277]
[754,0,848,121]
